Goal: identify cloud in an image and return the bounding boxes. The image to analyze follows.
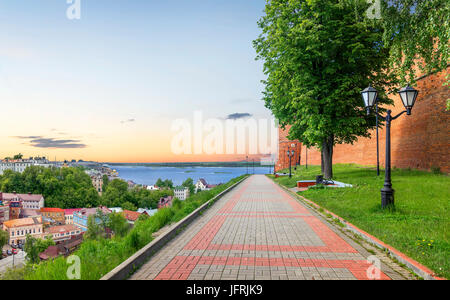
[14,136,87,149]
[226,113,253,120]
[120,118,136,124]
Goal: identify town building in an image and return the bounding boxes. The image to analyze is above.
[91,174,103,195]
[0,204,9,226]
[63,208,82,225]
[146,185,160,191]
[40,208,65,225]
[137,208,158,217]
[8,199,22,220]
[122,210,142,225]
[73,207,111,232]
[44,224,81,243]
[21,209,39,218]
[0,192,45,210]
[0,158,55,175]
[39,235,83,260]
[195,179,219,192]
[2,216,43,246]
[158,196,174,209]
[174,186,190,201]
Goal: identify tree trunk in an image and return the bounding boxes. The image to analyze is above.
[321,135,334,179]
[321,151,324,174]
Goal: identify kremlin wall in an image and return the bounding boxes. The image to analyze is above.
[275,67,449,173]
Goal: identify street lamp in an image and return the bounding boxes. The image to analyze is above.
[287,150,295,178]
[361,85,380,176]
[361,85,419,208]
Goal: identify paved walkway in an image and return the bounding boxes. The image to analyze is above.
[131,175,403,280]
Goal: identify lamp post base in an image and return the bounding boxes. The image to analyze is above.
[381,187,395,208]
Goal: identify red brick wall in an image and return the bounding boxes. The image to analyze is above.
[275,126,302,172]
[276,68,450,173]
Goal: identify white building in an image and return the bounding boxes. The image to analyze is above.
[137,208,158,216]
[0,159,55,175]
[174,187,190,201]
[0,192,45,210]
[195,178,218,192]
[146,185,160,191]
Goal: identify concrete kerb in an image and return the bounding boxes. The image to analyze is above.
[270,176,445,281]
[100,175,249,280]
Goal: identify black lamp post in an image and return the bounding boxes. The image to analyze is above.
[305,147,308,169]
[246,155,248,175]
[361,85,381,176]
[361,85,419,208]
[287,150,295,178]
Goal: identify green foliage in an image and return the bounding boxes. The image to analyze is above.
[254,0,395,178]
[155,178,174,189]
[19,175,247,280]
[380,0,450,85]
[0,166,175,211]
[0,166,100,209]
[121,201,137,211]
[182,177,196,195]
[0,265,32,280]
[24,235,55,264]
[0,229,8,250]
[108,212,130,237]
[85,215,104,240]
[102,175,109,192]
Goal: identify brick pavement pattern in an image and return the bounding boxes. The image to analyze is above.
[131,175,403,280]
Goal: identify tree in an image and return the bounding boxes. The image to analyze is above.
[121,201,137,211]
[13,153,23,160]
[108,213,130,237]
[85,214,104,240]
[380,0,449,86]
[0,229,9,250]
[101,179,129,207]
[155,178,164,187]
[163,179,174,189]
[254,0,394,178]
[182,178,195,195]
[102,175,109,193]
[0,166,100,209]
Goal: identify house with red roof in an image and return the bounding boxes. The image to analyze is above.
[122,210,144,225]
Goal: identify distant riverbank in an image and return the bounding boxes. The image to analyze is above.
[110,165,271,186]
[107,161,268,168]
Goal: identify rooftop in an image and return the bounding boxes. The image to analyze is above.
[45,224,80,235]
[41,207,64,213]
[1,192,44,201]
[63,208,82,215]
[122,210,141,222]
[3,216,42,228]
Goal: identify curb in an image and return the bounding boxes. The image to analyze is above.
[271,177,446,281]
[100,176,248,280]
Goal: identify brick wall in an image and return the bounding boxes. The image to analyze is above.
[276,67,450,173]
[275,126,302,172]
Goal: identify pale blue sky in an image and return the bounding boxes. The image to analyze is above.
[0,0,272,162]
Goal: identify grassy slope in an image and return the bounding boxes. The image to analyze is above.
[271,164,449,279]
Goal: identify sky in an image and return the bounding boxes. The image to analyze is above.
[0,0,273,163]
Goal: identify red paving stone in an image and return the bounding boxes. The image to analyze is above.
[132,175,401,280]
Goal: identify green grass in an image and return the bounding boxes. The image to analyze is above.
[1,175,247,280]
[270,164,449,279]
